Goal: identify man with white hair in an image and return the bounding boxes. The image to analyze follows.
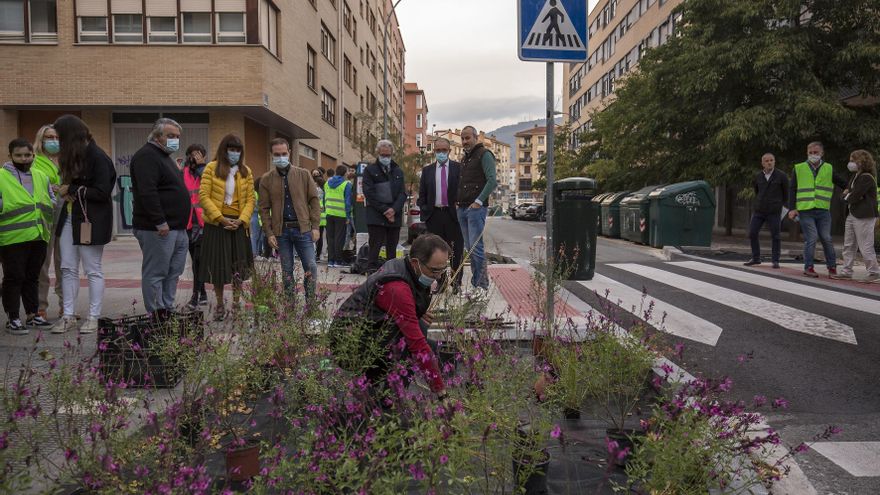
[130,118,191,315]
[362,139,407,273]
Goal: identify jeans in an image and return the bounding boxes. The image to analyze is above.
[277,226,318,298]
[457,206,489,289]
[1,240,47,319]
[250,210,265,257]
[59,217,105,318]
[134,228,189,313]
[840,214,880,276]
[799,209,836,269]
[748,211,781,263]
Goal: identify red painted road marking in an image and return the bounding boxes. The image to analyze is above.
[49,278,359,292]
[488,266,580,318]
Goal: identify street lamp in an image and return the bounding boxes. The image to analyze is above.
[382,0,404,140]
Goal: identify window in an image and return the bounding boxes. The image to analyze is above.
[148,17,176,43]
[321,88,337,126]
[344,109,353,138]
[182,12,211,43]
[320,22,336,65]
[260,0,279,55]
[300,144,317,159]
[29,0,57,42]
[343,55,353,87]
[415,94,423,109]
[113,14,143,43]
[78,16,108,43]
[538,136,544,145]
[352,67,358,93]
[416,133,423,148]
[307,45,317,89]
[524,165,531,174]
[416,113,423,129]
[343,1,353,37]
[217,12,245,43]
[0,0,25,41]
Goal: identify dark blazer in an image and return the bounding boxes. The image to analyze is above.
[56,140,117,246]
[844,173,879,219]
[362,159,407,227]
[417,160,461,223]
[130,142,191,231]
[752,168,789,214]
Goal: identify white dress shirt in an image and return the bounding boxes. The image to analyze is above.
[435,160,449,207]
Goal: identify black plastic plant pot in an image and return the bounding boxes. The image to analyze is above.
[563,407,581,420]
[437,343,458,373]
[512,448,550,495]
[606,428,644,467]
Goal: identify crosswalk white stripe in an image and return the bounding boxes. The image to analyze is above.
[609,264,857,345]
[579,274,723,346]
[671,261,880,316]
[811,442,880,477]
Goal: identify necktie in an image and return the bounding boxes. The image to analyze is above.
[440,162,448,207]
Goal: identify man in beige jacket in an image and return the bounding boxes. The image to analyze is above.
[258,138,322,298]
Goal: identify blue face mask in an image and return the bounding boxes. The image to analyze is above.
[227,151,241,165]
[273,156,290,168]
[165,138,180,153]
[379,156,391,167]
[435,152,448,163]
[43,139,60,154]
[416,260,436,288]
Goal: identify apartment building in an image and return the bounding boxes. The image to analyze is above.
[0,0,406,234]
[513,125,554,204]
[403,82,427,154]
[562,0,683,146]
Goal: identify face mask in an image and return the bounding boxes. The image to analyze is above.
[227,151,241,165]
[436,152,449,163]
[848,161,859,172]
[808,154,822,165]
[165,138,180,153]
[12,160,33,172]
[379,156,391,167]
[273,156,290,168]
[43,139,60,154]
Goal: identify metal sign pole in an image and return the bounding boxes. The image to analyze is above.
[545,61,555,335]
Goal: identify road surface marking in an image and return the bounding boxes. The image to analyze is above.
[671,261,880,316]
[812,442,880,477]
[579,274,723,346]
[609,264,857,345]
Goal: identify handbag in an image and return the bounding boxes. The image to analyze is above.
[76,187,92,245]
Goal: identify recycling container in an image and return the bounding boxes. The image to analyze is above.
[551,177,598,280]
[600,191,631,238]
[592,193,612,235]
[619,185,665,245]
[647,181,716,248]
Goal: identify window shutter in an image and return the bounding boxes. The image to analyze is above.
[111,0,142,14]
[76,0,108,16]
[180,0,212,12]
[146,0,177,16]
[215,0,246,12]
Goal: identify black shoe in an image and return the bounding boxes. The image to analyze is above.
[186,297,199,310]
[772,262,780,269]
[5,318,27,335]
[743,259,761,266]
[26,315,52,327]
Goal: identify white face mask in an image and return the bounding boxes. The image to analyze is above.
[808,154,822,165]
[847,161,859,172]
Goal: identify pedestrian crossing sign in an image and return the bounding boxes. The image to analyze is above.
[518,0,588,62]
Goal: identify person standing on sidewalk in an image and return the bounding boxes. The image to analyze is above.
[744,153,789,269]
[312,168,327,262]
[250,177,267,259]
[130,118,191,316]
[182,144,209,308]
[456,126,497,293]
[199,134,255,320]
[32,125,63,320]
[258,138,321,299]
[787,141,848,278]
[1,139,53,334]
[51,115,116,334]
[832,150,880,282]
[363,140,407,273]
[418,137,464,291]
[324,165,353,268]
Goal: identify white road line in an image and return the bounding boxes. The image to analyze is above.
[609,264,857,345]
[671,261,880,316]
[812,442,880,477]
[579,274,723,346]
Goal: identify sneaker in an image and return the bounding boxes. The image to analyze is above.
[803,267,819,278]
[830,272,852,280]
[79,317,98,334]
[5,319,27,336]
[743,259,761,266]
[51,316,77,334]
[214,306,226,321]
[860,273,880,283]
[26,315,52,328]
[827,267,838,278]
[186,295,201,310]
[198,294,209,306]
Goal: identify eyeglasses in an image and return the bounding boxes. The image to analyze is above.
[423,265,448,276]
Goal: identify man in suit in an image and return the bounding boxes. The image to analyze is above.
[418,137,463,291]
[745,153,789,268]
[362,139,408,272]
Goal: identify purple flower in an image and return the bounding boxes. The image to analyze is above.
[439,454,449,465]
[772,397,789,409]
[408,462,426,480]
[753,395,767,407]
[550,425,562,439]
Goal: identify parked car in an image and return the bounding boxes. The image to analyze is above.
[520,203,545,221]
[511,203,535,220]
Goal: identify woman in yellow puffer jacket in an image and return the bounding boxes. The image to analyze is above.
[198,134,255,320]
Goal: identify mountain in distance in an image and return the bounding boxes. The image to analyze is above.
[485,117,563,162]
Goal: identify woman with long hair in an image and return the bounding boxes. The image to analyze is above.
[32,124,63,323]
[833,149,880,282]
[183,143,209,309]
[198,134,255,319]
[51,115,116,334]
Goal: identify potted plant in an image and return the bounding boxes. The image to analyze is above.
[544,338,590,419]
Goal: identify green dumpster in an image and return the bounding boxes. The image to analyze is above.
[619,185,665,245]
[600,191,631,238]
[552,177,599,280]
[592,193,612,235]
[647,181,716,248]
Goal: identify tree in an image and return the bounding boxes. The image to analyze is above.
[353,112,380,163]
[584,0,880,192]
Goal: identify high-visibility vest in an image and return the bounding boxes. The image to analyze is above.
[318,186,327,227]
[0,168,52,246]
[794,162,834,211]
[32,154,60,186]
[324,180,350,218]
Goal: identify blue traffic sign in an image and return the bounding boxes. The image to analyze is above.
[518,0,588,62]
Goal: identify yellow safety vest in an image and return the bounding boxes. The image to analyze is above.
[794,162,834,211]
[324,180,350,219]
[0,168,52,246]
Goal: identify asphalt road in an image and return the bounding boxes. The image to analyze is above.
[485,217,880,495]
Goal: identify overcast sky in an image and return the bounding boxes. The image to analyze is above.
[396,0,600,133]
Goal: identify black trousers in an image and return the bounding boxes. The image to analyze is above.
[326,216,348,263]
[748,211,781,263]
[315,225,326,258]
[1,240,47,319]
[188,237,206,297]
[367,225,401,271]
[426,208,464,287]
